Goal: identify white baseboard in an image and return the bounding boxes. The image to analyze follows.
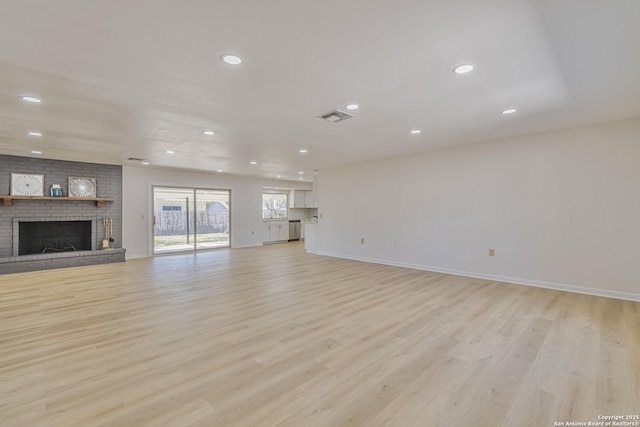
[317,251,640,302]
[232,243,264,249]
[125,252,149,260]
[127,243,262,258]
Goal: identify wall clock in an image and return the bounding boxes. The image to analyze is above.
[68,176,97,198]
[11,173,44,196]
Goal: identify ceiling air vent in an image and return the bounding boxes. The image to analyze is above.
[319,109,354,123]
[127,157,146,162]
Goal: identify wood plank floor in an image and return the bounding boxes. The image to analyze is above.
[1,243,638,426]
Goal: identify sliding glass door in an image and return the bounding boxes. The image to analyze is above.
[194,189,230,250]
[153,186,230,254]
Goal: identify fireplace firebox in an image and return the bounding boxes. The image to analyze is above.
[18,221,92,255]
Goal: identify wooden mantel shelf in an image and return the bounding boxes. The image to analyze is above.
[0,195,115,208]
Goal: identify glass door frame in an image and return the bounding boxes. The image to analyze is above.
[151,185,231,255]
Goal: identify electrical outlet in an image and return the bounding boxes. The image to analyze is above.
[320,213,323,219]
[489,248,495,256]
[251,230,254,235]
[361,238,365,244]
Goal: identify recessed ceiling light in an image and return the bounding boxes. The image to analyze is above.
[166,150,175,154]
[410,130,421,134]
[250,161,257,165]
[216,169,223,172]
[502,109,517,115]
[298,171,304,174]
[20,96,41,103]
[299,177,304,180]
[276,175,282,178]
[453,64,475,74]
[221,54,242,65]
[203,130,215,135]
[141,161,150,165]
[345,104,359,110]
[299,149,308,153]
[28,131,42,136]
[31,150,42,154]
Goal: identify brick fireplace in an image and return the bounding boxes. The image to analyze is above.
[0,155,125,274]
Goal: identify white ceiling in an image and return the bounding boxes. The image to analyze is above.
[1,0,639,182]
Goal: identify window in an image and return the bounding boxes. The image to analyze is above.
[153,186,230,254]
[262,193,288,219]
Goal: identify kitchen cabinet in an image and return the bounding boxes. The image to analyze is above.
[290,189,317,208]
[291,190,306,208]
[276,220,289,241]
[304,190,315,208]
[263,220,289,243]
[262,221,271,242]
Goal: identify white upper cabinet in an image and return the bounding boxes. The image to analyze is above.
[304,190,314,208]
[291,190,306,208]
[290,189,316,208]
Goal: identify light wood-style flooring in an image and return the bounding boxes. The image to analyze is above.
[1,243,638,426]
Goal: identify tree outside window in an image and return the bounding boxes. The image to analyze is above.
[262,193,288,219]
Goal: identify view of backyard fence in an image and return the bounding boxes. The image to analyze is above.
[153,187,230,252]
[154,210,229,235]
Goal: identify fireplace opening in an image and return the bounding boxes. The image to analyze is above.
[19,221,92,255]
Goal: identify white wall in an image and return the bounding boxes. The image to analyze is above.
[122,166,310,259]
[317,117,640,301]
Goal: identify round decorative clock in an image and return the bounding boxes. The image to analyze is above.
[68,176,97,198]
[11,173,44,196]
